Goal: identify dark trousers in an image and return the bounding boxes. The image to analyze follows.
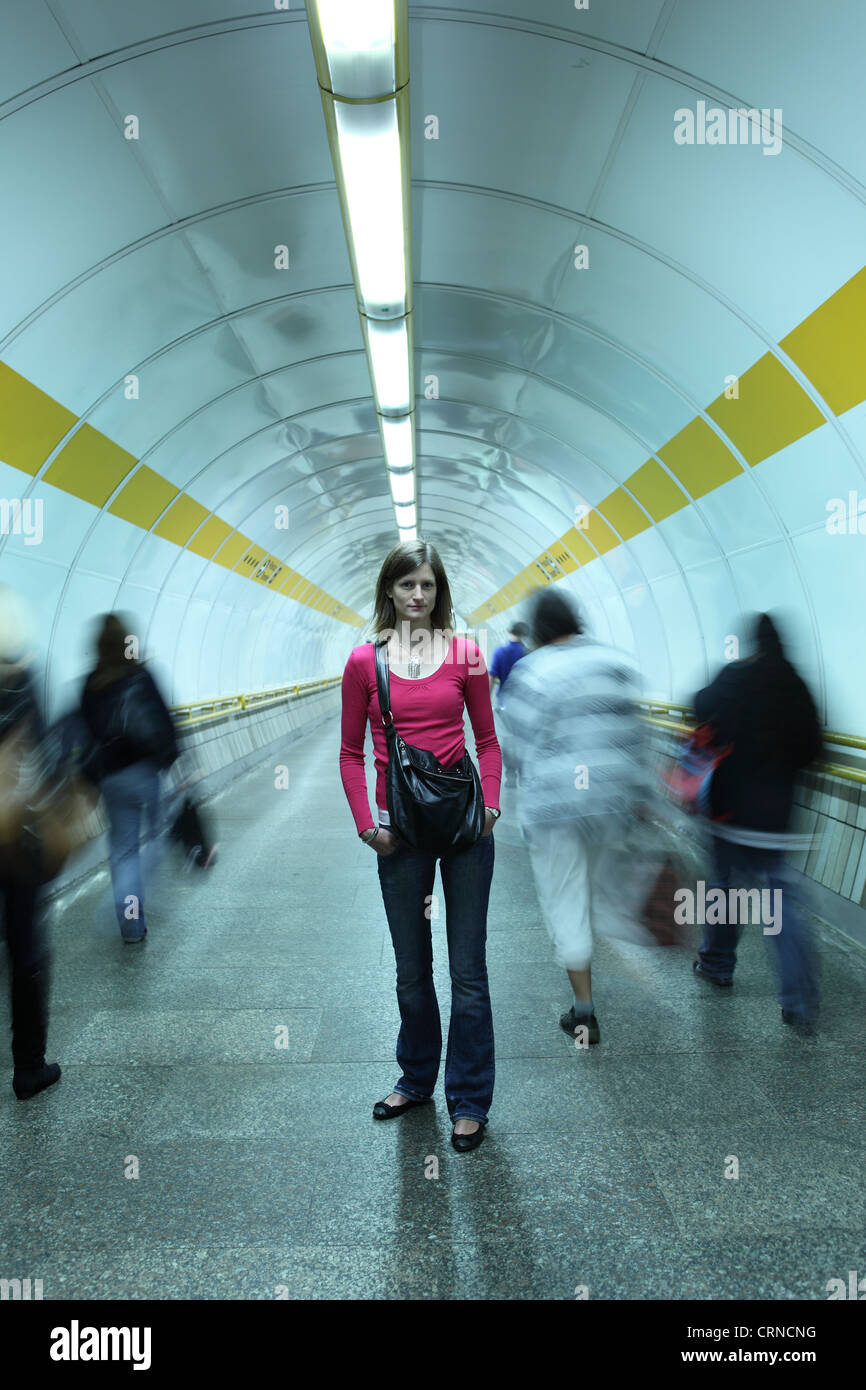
[697,838,819,1020]
[377,832,496,1124]
[1,875,50,1069]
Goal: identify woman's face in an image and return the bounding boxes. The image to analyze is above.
[388,562,437,626]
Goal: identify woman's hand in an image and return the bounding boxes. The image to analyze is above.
[482,808,498,837]
[371,827,400,856]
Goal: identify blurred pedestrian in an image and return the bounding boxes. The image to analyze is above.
[0,586,61,1099]
[504,590,652,1043]
[340,540,501,1152]
[692,613,823,1031]
[489,621,529,787]
[80,615,178,943]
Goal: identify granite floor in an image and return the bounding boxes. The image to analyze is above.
[1,719,864,1300]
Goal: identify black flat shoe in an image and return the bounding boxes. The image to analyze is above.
[13,1062,61,1101]
[372,1095,430,1120]
[451,1123,485,1153]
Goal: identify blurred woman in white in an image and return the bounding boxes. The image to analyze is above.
[503,589,652,1043]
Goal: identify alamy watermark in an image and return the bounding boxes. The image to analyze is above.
[826,492,866,534]
[1,1276,43,1299]
[674,879,782,934]
[0,498,43,544]
[674,100,783,156]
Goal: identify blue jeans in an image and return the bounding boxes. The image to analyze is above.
[101,762,162,940]
[697,837,819,1020]
[377,831,496,1124]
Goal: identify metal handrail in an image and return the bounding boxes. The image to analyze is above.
[642,711,866,787]
[640,700,866,753]
[171,676,342,729]
[169,680,866,782]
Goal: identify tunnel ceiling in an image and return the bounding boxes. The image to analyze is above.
[1,1,865,725]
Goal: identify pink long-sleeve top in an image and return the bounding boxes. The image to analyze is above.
[339,636,502,835]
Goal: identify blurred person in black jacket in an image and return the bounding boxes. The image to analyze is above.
[692,613,823,1030]
[0,586,61,1098]
[80,615,178,944]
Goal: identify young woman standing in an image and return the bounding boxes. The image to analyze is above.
[339,541,501,1152]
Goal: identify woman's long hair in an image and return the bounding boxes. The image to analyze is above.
[370,540,454,637]
[86,613,141,691]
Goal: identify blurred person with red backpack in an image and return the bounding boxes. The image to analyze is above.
[691,613,823,1031]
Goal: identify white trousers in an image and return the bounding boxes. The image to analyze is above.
[524,818,653,970]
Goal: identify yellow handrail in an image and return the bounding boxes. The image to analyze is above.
[642,712,866,786]
[171,677,341,728]
[640,700,866,753]
[169,681,866,784]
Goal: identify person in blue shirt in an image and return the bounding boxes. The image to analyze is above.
[489,622,529,787]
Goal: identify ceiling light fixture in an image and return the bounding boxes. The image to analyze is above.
[388,469,415,507]
[307,0,417,540]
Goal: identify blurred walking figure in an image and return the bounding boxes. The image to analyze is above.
[489,622,529,787]
[504,591,652,1043]
[0,586,60,1099]
[80,615,178,943]
[692,613,823,1031]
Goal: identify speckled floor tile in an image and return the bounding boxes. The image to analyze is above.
[0,1138,316,1250]
[638,1122,866,1238]
[305,1127,679,1247]
[134,1061,415,1141]
[61,1008,323,1064]
[0,1064,170,1145]
[1,718,863,1300]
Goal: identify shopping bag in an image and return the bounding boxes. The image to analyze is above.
[639,858,691,947]
[170,795,217,870]
[0,721,101,884]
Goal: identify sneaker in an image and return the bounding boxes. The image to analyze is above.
[122,927,147,945]
[560,1006,600,1044]
[693,960,733,988]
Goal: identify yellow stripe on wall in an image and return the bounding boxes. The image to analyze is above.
[706,354,824,466]
[467,263,866,625]
[781,265,866,417]
[0,362,76,476]
[109,464,179,528]
[0,362,364,627]
[188,515,234,560]
[154,492,210,546]
[45,424,138,507]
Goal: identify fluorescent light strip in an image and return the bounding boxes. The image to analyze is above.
[394,503,417,528]
[381,415,414,471]
[367,320,411,414]
[334,101,406,316]
[388,469,415,506]
[315,0,396,99]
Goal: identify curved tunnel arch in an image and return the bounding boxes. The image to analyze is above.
[0,0,863,740]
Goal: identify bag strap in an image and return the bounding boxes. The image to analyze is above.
[373,640,395,733]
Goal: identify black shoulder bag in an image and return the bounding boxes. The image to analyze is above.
[374,640,485,856]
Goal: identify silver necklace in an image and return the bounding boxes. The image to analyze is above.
[393,636,425,678]
[394,645,422,678]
